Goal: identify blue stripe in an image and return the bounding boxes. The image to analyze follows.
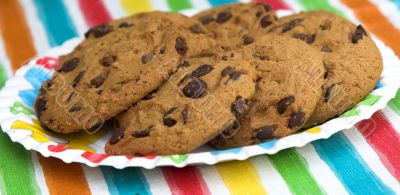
[208,0,238,7]
[313,132,395,194]
[391,0,400,10]
[33,0,78,46]
[101,167,152,195]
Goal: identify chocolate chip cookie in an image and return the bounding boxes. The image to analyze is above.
[35,12,216,133]
[192,2,277,46]
[105,46,257,155]
[264,11,383,126]
[210,35,324,149]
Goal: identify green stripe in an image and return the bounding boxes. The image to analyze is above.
[0,63,7,89]
[298,0,345,17]
[167,0,192,12]
[0,130,41,195]
[268,149,325,195]
[388,89,400,115]
[341,94,382,117]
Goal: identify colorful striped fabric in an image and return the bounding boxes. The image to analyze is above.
[0,0,399,194]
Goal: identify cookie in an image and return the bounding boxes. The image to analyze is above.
[105,46,257,155]
[210,35,324,149]
[264,11,383,126]
[35,12,216,133]
[192,2,277,46]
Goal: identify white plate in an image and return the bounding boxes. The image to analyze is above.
[0,11,399,169]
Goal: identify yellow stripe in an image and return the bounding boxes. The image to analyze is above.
[120,0,153,14]
[216,160,267,195]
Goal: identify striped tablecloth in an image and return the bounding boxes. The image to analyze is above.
[0,0,399,194]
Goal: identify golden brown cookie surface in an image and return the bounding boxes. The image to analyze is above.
[35,12,216,133]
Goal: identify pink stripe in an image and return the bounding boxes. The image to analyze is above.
[356,111,400,181]
[78,0,112,27]
[162,167,211,195]
[253,0,291,10]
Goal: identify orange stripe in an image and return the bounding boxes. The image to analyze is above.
[341,0,400,56]
[0,0,36,71]
[38,156,91,195]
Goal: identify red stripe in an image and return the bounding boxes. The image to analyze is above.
[253,0,291,10]
[162,167,211,195]
[78,0,112,27]
[356,111,400,181]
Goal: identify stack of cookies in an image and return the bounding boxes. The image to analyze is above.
[35,3,383,155]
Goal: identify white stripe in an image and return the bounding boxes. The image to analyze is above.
[296,145,349,194]
[82,165,110,195]
[18,0,50,54]
[328,0,360,23]
[102,0,127,19]
[141,168,172,195]
[62,0,87,37]
[31,153,50,195]
[343,127,400,193]
[150,0,169,11]
[197,165,230,195]
[382,106,400,134]
[370,0,400,30]
[0,36,12,77]
[250,156,292,194]
[282,0,303,12]
[190,0,211,11]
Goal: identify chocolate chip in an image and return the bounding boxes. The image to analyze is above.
[277,95,295,114]
[142,88,158,100]
[199,15,214,25]
[255,125,275,141]
[231,96,249,116]
[163,107,178,127]
[91,23,113,38]
[288,110,305,129]
[324,84,336,102]
[178,61,190,68]
[163,118,177,127]
[221,66,233,77]
[191,64,214,78]
[323,63,329,79]
[256,11,263,18]
[282,19,303,33]
[132,126,153,138]
[221,120,240,137]
[352,25,368,44]
[175,37,188,55]
[230,71,241,81]
[165,107,178,116]
[90,71,109,88]
[293,34,315,44]
[190,24,204,34]
[100,55,116,67]
[72,71,85,87]
[260,15,273,28]
[243,35,255,45]
[159,47,166,54]
[58,57,79,73]
[69,106,81,112]
[141,53,154,64]
[216,11,232,23]
[321,45,332,52]
[182,105,189,124]
[35,96,46,118]
[109,122,124,145]
[118,22,132,28]
[182,79,207,99]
